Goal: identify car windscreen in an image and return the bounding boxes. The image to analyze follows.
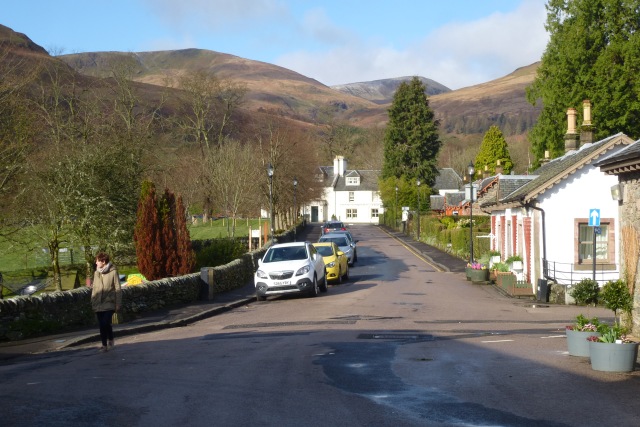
[320,237,348,246]
[264,246,307,262]
[315,246,335,256]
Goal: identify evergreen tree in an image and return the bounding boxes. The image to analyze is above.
[382,77,442,186]
[474,126,513,177]
[526,0,640,168]
[175,195,195,275]
[134,181,164,280]
[160,189,180,277]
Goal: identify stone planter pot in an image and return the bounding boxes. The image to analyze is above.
[511,260,523,270]
[589,341,639,372]
[467,269,489,283]
[566,328,601,357]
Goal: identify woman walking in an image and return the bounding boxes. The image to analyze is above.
[89,252,121,352]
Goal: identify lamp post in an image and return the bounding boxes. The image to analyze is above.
[395,185,398,229]
[293,176,298,241]
[416,178,421,240]
[467,161,475,264]
[267,163,274,242]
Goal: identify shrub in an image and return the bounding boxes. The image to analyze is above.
[600,279,633,325]
[194,238,246,269]
[569,278,600,306]
[492,262,510,272]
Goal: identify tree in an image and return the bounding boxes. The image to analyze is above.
[134,181,164,280]
[175,195,195,275]
[526,0,640,168]
[474,126,513,177]
[382,77,442,185]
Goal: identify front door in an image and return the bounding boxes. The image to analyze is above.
[311,206,319,222]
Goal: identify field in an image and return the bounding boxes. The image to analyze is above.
[0,217,270,296]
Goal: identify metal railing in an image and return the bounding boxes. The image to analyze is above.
[543,259,619,286]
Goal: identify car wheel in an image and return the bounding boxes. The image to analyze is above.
[354,250,358,263]
[320,270,328,292]
[310,275,320,297]
[343,264,349,282]
[337,267,343,284]
[256,294,266,301]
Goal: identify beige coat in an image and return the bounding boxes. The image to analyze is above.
[91,263,122,312]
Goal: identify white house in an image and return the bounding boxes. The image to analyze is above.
[305,156,383,224]
[479,103,634,297]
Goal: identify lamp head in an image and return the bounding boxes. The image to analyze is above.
[267,163,274,177]
[467,161,475,179]
[293,177,298,187]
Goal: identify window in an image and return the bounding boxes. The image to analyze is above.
[371,209,379,218]
[349,192,355,202]
[574,219,615,269]
[346,177,359,185]
[346,209,357,219]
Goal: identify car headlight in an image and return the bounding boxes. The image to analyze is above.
[343,247,352,254]
[256,269,268,279]
[295,264,311,276]
[327,261,336,268]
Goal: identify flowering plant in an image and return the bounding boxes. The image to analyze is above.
[467,262,487,270]
[586,324,633,343]
[566,314,601,332]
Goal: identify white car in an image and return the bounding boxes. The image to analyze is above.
[318,233,357,265]
[254,242,327,301]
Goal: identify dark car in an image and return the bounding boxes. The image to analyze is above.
[322,221,347,235]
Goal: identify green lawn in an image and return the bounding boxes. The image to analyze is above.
[188,217,269,240]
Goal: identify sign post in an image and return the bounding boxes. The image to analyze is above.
[589,209,601,281]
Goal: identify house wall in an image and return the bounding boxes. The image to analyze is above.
[324,188,383,223]
[537,166,620,285]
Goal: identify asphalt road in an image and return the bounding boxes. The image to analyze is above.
[0,224,637,427]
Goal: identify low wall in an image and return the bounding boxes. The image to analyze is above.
[0,224,301,342]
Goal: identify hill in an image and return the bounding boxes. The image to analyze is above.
[331,76,451,104]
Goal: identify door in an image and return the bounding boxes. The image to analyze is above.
[311,206,319,222]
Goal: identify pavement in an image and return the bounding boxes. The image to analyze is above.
[0,224,469,362]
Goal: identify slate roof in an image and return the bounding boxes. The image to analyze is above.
[320,166,381,192]
[445,192,466,206]
[500,132,632,205]
[434,168,463,191]
[594,138,640,174]
[430,195,445,211]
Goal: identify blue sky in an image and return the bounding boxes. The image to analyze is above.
[2,0,548,89]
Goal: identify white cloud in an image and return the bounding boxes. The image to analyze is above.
[275,0,548,89]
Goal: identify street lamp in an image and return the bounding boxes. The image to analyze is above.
[395,185,398,229]
[467,161,475,264]
[416,178,421,240]
[267,163,274,242]
[293,176,298,241]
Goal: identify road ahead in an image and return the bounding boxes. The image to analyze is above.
[1,224,637,427]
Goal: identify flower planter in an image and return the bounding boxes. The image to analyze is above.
[467,269,489,283]
[566,329,601,357]
[495,272,516,291]
[589,341,639,372]
[511,260,523,270]
[465,266,474,281]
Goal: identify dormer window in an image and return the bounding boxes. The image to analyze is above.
[346,176,360,185]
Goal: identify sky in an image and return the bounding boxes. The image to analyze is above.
[2,0,549,90]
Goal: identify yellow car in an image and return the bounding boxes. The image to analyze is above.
[313,242,349,284]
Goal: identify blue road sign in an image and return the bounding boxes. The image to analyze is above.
[589,209,600,226]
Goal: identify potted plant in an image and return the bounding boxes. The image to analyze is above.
[565,314,603,357]
[488,250,501,267]
[505,254,523,271]
[588,324,638,372]
[493,262,515,290]
[599,279,633,327]
[466,262,489,283]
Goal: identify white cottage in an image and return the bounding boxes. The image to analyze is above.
[480,104,634,296]
[305,156,383,224]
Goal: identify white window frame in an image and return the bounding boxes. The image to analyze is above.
[346,209,357,219]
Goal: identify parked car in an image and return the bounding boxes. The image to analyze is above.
[321,221,347,235]
[254,241,327,301]
[312,242,349,283]
[318,233,357,266]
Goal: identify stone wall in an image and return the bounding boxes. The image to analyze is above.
[619,172,640,336]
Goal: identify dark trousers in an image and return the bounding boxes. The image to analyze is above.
[96,310,115,346]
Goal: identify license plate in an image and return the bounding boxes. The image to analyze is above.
[273,280,290,286]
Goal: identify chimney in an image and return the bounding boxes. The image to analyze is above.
[333,155,347,177]
[483,165,490,178]
[580,100,594,145]
[565,108,579,153]
[495,159,504,175]
[540,150,551,165]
